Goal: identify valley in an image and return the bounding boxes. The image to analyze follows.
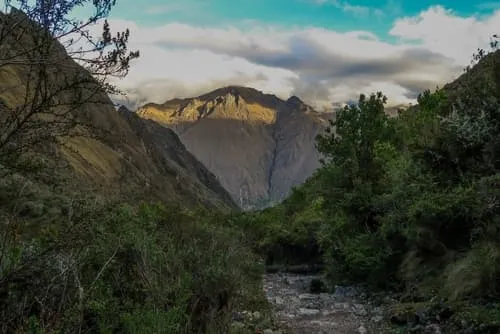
[0,2,499,334]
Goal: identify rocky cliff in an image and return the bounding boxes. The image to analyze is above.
[137,86,333,208]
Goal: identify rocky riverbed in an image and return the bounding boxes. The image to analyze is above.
[262,273,387,334]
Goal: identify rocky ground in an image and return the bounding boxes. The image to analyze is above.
[262,273,387,334]
[232,272,487,333]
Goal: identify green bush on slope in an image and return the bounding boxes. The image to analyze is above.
[0,181,264,334]
[242,46,500,308]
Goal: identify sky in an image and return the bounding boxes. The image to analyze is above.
[89,0,500,109]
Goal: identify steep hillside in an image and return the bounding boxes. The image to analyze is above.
[0,10,237,210]
[137,86,332,208]
[444,50,500,90]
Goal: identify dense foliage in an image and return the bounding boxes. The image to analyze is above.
[0,2,270,333]
[229,44,500,331]
[0,170,267,333]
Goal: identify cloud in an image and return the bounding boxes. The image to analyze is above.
[312,0,375,18]
[341,3,371,17]
[390,6,500,64]
[98,6,499,110]
[311,0,403,18]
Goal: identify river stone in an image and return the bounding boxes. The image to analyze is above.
[264,273,384,333]
[299,293,317,300]
[357,325,368,333]
[353,303,368,316]
[299,308,320,316]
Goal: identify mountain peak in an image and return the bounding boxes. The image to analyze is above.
[285,95,315,113]
[135,85,333,208]
[198,86,259,99]
[196,86,282,110]
[286,95,304,106]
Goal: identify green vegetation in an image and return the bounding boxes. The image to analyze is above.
[0,169,268,333]
[1,1,499,332]
[1,2,269,333]
[227,44,500,332]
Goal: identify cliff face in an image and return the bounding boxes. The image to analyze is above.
[0,10,237,210]
[137,86,333,208]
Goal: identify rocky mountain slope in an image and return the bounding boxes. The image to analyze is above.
[137,86,333,208]
[0,10,236,210]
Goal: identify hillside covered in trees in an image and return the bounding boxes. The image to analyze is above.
[227,43,500,333]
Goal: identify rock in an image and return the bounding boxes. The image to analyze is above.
[424,324,442,334]
[357,325,367,333]
[334,285,357,298]
[298,308,320,316]
[311,320,338,327]
[353,304,368,316]
[372,306,383,316]
[299,293,317,300]
[264,273,384,333]
[334,302,350,310]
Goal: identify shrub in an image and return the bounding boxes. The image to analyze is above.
[0,199,264,333]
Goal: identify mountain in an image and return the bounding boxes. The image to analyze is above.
[0,10,237,210]
[137,86,333,208]
[443,49,500,101]
[56,104,237,209]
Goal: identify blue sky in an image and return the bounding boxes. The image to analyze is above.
[86,0,500,109]
[109,0,497,36]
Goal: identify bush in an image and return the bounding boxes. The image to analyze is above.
[0,199,264,333]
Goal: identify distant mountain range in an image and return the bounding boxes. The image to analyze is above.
[137,86,334,209]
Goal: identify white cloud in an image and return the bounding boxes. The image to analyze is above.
[94,6,500,110]
[110,45,297,108]
[390,6,500,64]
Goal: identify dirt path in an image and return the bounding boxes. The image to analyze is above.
[263,273,386,334]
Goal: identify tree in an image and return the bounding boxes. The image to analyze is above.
[316,92,396,194]
[0,0,139,163]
